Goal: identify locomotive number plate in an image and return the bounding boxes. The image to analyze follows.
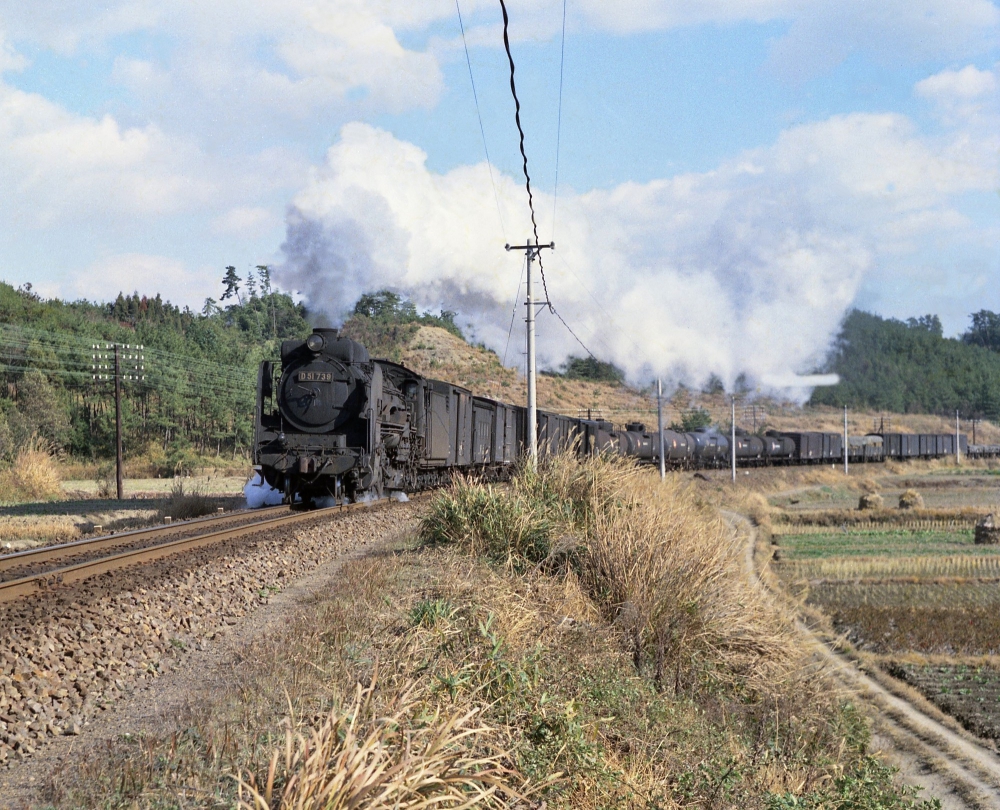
[298,372,333,382]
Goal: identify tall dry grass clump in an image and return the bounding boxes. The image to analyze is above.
[0,436,62,503]
[159,479,216,521]
[236,676,509,810]
[422,456,798,693]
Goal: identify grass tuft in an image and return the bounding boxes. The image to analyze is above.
[159,479,217,521]
[0,436,62,503]
[423,456,797,694]
[235,675,510,810]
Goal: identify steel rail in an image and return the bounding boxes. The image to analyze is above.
[0,505,289,577]
[0,503,363,605]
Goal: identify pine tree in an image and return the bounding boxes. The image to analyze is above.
[221,266,242,306]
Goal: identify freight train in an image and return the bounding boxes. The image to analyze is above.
[253,328,980,504]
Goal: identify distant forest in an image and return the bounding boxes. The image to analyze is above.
[0,269,310,471]
[810,309,1000,419]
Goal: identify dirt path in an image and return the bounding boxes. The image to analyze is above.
[726,509,1000,808]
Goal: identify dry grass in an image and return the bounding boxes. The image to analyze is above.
[159,479,217,521]
[779,554,1000,581]
[774,505,990,527]
[423,456,799,693]
[44,525,930,810]
[0,438,63,503]
[236,676,509,810]
[0,515,80,548]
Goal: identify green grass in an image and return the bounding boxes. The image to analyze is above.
[778,529,1000,560]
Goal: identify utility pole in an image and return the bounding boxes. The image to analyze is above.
[956,410,961,466]
[843,405,849,476]
[114,345,123,499]
[92,343,145,500]
[731,395,737,484]
[505,239,555,471]
[657,379,665,480]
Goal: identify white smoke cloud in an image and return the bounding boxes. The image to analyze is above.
[277,84,997,394]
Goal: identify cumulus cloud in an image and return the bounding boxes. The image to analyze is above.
[4,0,998,135]
[0,79,213,228]
[61,253,218,306]
[916,63,1000,127]
[917,64,998,100]
[277,101,998,394]
[212,206,278,236]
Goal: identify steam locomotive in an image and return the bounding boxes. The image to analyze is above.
[253,328,977,504]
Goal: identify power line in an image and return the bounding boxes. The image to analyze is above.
[497,0,596,364]
[501,255,526,369]
[455,0,507,241]
[497,0,551,307]
[552,0,567,239]
[551,308,595,360]
[551,251,652,365]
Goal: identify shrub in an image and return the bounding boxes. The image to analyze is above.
[159,480,216,521]
[95,461,116,498]
[422,456,797,694]
[0,437,62,503]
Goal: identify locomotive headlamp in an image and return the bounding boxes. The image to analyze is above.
[305,333,325,352]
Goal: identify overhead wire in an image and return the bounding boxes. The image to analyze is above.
[497,0,597,363]
[455,0,508,241]
[551,0,567,238]
[497,0,551,306]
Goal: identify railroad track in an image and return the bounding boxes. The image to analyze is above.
[728,510,1000,808]
[0,502,368,605]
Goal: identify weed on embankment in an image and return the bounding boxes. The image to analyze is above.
[46,457,937,809]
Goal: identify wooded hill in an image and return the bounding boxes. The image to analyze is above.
[810,309,1000,420]
[0,274,309,472]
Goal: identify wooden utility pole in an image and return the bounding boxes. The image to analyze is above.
[92,343,145,501]
[505,239,555,471]
[114,345,123,499]
[731,395,736,484]
[657,379,665,480]
[956,410,961,465]
[844,405,849,476]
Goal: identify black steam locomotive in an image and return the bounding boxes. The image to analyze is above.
[253,328,976,504]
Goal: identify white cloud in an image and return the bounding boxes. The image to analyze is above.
[63,253,217,306]
[915,63,1000,129]
[765,0,1000,78]
[0,79,213,228]
[3,0,998,136]
[917,64,998,100]
[0,30,27,73]
[212,206,278,236]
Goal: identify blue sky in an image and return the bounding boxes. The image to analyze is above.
[1,1,998,387]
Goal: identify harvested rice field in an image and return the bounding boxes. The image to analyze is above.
[769,469,1000,741]
[888,663,1000,740]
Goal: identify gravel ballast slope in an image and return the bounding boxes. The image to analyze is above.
[0,503,415,771]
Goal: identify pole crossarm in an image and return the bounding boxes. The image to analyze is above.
[505,242,555,252]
